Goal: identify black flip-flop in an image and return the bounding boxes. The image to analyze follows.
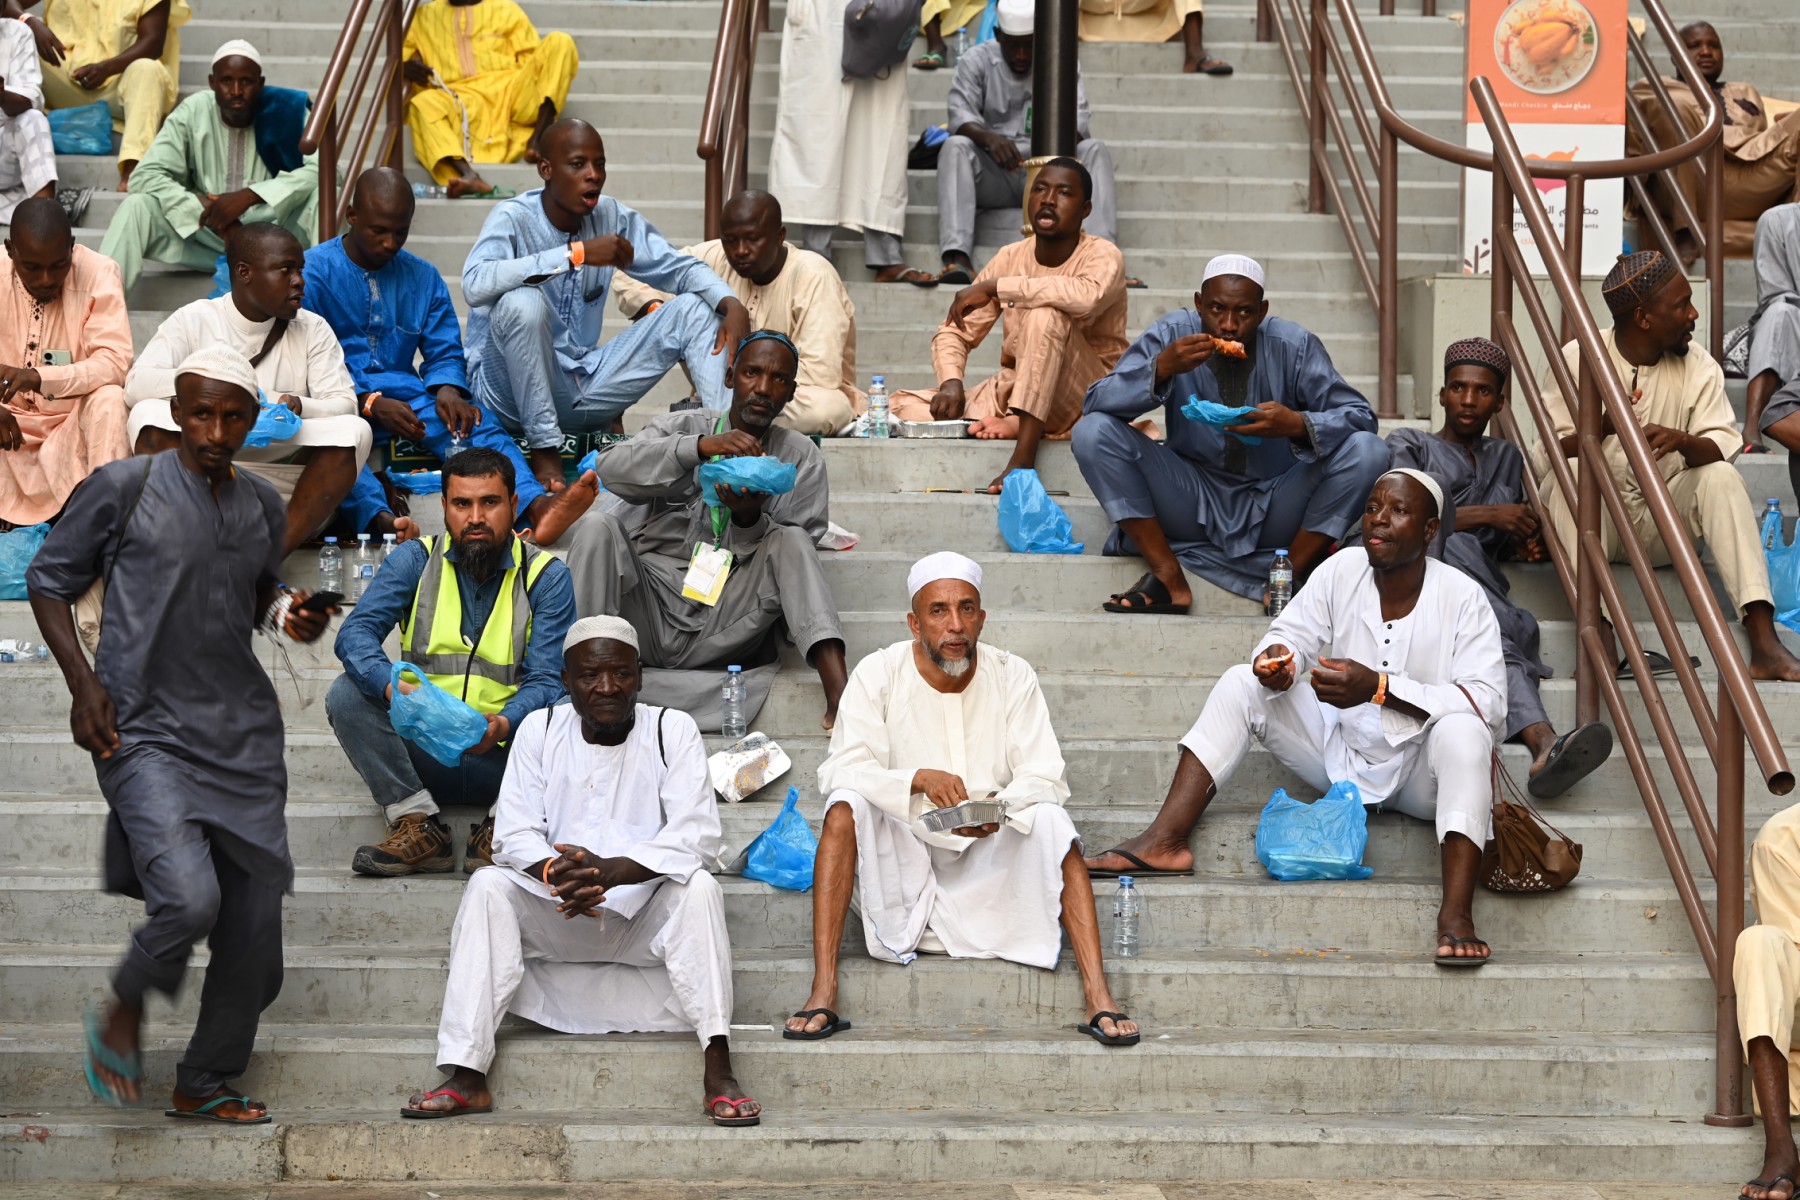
[783,1007,851,1040]
[1616,650,1700,680]
[1086,846,1194,879]
[1744,443,1773,455]
[1193,56,1234,76]
[1741,1172,1796,1199]
[1102,572,1191,615]
[938,265,974,285]
[1078,1011,1141,1047]
[1527,721,1613,800]
[1434,933,1491,969]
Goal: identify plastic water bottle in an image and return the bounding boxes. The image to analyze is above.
[319,537,344,596]
[382,532,398,565]
[1765,498,1784,549]
[351,533,375,602]
[0,638,38,663]
[1268,549,1294,617]
[721,665,748,739]
[867,375,890,440]
[1112,876,1143,958]
[954,25,969,60]
[447,429,469,460]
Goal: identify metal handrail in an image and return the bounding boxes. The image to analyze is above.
[1472,71,1790,1126]
[698,0,767,239]
[301,0,417,244]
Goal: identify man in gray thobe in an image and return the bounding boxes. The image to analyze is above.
[565,331,850,730]
[1386,337,1611,799]
[27,346,333,1123]
[935,0,1119,284]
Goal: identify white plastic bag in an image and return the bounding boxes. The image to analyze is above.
[708,733,792,803]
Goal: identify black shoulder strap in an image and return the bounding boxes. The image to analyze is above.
[248,318,289,369]
[657,706,667,766]
[103,457,155,595]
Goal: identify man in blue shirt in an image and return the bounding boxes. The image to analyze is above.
[462,118,752,495]
[329,447,577,877]
[306,168,599,546]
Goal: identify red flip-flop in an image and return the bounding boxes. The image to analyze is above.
[400,1086,493,1119]
[706,1094,762,1127]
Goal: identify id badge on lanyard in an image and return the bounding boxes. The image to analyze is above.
[681,412,735,605]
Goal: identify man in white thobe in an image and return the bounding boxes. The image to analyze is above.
[783,552,1141,1047]
[0,17,56,223]
[1086,470,1508,966]
[401,616,761,1126]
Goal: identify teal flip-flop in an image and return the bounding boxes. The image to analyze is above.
[164,1094,272,1124]
[82,1002,141,1108]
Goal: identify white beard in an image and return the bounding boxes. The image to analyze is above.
[922,636,976,677]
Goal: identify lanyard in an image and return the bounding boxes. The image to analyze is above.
[707,412,730,545]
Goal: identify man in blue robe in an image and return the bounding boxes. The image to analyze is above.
[1072,253,1388,611]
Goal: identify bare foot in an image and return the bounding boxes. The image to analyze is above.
[1750,647,1800,682]
[170,1087,268,1121]
[701,1065,761,1123]
[524,469,600,545]
[117,160,137,192]
[1082,835,1193,874]
[446,174,497,198]
[93,999,142,1102]
[403,1067,491,1115]
[783,985,840,1036]
[1082,999,1141,1041]
[969,414,1020,441]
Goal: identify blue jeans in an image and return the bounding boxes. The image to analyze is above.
[471,289,729,450]
[339,395,550,533]
[324,673,510,820]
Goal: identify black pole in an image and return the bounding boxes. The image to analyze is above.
[1031,0,1079,157]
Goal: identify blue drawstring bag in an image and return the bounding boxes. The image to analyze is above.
[244,392,302,448]
[391,470,443,495]
[997,467,1084,554]
[742,786,817,891]
[387,661,489,767]
[1182,395,1262,444]
[1764,507,1800,634]
[698,456,797,505]
[48,102,112,155]
[1254,781,1374,881]
[0,523,50,600]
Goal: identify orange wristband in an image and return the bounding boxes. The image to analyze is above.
[541,860,554,886]
[568,240,585,268]
[1372,672,1388,706]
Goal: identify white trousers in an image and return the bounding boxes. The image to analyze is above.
[830,789,1077,970]
[0,108,56,224]
[436,867,734,1073]
[1179,663,1494,846]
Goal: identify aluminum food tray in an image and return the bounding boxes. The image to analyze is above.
[917,797,1007,833]
[895,419,975,439]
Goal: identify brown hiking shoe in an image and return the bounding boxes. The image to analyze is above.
[465,817,496,873]
[351,812,454,877]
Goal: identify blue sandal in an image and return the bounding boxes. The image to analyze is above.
[82,1002,141,1107]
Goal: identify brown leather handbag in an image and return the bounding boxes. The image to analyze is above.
[1456,686,1583,892]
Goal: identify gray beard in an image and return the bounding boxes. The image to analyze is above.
[924,637,977,677]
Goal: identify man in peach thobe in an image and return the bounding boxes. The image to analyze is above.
[0,196,130,529]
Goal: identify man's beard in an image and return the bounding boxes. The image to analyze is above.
[922,634,977,677]
[457,530,503,582]
[585,709,638,741]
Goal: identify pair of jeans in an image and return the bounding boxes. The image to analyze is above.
[325,673,510,820]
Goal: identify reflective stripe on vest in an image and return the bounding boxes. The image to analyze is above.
[400,533,553,715]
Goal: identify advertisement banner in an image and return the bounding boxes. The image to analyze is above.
[1460,0,1630,277]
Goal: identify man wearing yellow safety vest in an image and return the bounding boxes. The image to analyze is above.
[328,446,576,876]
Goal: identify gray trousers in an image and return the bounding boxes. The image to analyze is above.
[796,223,905,271]
[566,511,843,669]
[936,135,1119,260]
[324,674,510,821]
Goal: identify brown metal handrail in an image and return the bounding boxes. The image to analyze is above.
[1256,0,1726,418]
[300,0,418,244]
[698,0,768,239]
[1473,72,1790,1126]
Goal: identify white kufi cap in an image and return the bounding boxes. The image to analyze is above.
[211,39,264,69]
[907,551,984,599]
[564,614,641,654]
[996,0,1034,35]
[174,346,260,400]
[1201,253,1266,289]
[1378,468,1446,518]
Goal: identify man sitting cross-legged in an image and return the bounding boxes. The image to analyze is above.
[893,157,1127,493]
[1534,251,1800,682]
[400,616,760,1127]
[0,197,130,531]
[1087,472,1508,966]
[462,118,751,495]
[126,223,369,556]
[1073,252,1387,613]
[305,167,597,546]
[784,551,1142,1046]
[330,447,576,878]
[0,16,57,222]
[1734,802,1800,1200]
[1386,337,1612,800]
[566,331,849,729]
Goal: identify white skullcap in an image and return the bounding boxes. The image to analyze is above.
[1201,253,1266,289]
[174,346,259,399]
[907,551,983,599]
[211,39,263,69]
[996,0,1034,36]
[1378,468,1446,519]
[563,614,640,654]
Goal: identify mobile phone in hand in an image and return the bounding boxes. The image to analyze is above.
[293,590,344,615]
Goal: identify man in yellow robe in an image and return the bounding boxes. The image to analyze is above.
[1078,0,1228,74]
[402,0,578,197]
[4,0,190,189]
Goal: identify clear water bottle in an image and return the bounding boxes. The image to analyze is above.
[1764,498,1784,550]
[1268,548,1294,617]
[867,375,889,440]
[0,638,37,663]
[382,532,398,564]
[352,533,375,602]
[447,429,469,460]
[721,664,748,739]
[954,24,969,60]
[1112,875,1143,958]
[319,537,344,595]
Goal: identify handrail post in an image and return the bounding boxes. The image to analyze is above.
[1378,124,1398,418]
[1420,0,1435,12]
[383,0,404,169]
[1379,0,1393,12]
[1490,166,1513,348]
[319,116,339,247]
[1307,0,1326,214]
[1707,138,1725,361]
[1574,349,1601,729]
[1256,0,1272,42]
[1560,174,1584,347]
[1706,685,1752,1127]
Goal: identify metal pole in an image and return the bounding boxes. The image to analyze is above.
[1032,0,1080,157]
[1256,0,1271,43]
[1307,0,1327,214]
[1575,349,1601,730]
[383,0,404,169]
[1490,166,1513,355]
[1707,139,1726,361]
[1560,174,1585,347]
[1707,683,1752,1127]
[1378,125,1398,419]
[319,117,339,245]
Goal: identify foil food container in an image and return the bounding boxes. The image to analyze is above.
[895,419,975,439]
[917,797,1007,833]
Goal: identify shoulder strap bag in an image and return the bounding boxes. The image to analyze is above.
[1455,683,1583,892]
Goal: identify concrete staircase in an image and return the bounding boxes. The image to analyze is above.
[5,0,1800,1188]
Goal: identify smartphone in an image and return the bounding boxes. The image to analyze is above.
[42,350,72,367]
[293,591,344,615]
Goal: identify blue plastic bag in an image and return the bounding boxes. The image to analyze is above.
[1254,781,1374,881]
[48,102,112,155]
[576,448,600,477]
[997,467,1084,554]
[387,661,489,767]
[391,470,443,494]
[742,786,817,891]
[0,523,50,601]
[698,456,797,506]
[1182,395,1262,444]
[206,253,231,300]
[1764,507,1800,634]
[244,393,302,448]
